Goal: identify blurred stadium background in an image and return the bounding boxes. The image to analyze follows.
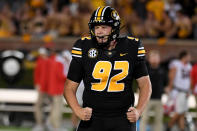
[0,0,197,131]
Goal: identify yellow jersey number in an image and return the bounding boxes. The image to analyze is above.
[91,61,129,92]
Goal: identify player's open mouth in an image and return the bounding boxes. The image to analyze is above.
[96,35,108,43]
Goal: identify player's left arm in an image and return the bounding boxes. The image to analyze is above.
[126,37,152,122]
[136,76,152,115]
[127,76,152,122]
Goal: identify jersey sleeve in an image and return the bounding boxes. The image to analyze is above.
[67,39,84,83]
[131,39,149,79]
[169,60,178,69]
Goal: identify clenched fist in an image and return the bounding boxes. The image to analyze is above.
[76,107,92,121]
[126,107,140,122]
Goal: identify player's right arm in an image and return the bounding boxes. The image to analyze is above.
[63,39,92,121]
[165,60,177,94]
[64,79,92,121]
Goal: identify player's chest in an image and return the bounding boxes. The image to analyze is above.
[82,48,133,92]
[82,48,133,74]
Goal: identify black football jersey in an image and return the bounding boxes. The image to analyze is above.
[67,36,148,117]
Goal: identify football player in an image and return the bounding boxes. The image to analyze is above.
[63,6,152,131]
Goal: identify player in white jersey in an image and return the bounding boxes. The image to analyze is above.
[166,51,191,131]
[170,60,192,92]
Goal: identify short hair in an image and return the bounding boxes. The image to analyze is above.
[148,50,160,58]
[179,50,189,59]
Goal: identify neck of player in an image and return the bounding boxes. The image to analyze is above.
[105,40,117,50]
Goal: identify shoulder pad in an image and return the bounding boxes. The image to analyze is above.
[127,36,139,42]
[126,36,145,59]
[81,36,91,40]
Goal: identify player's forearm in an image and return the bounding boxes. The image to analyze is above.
[64,89,81,113]
[63,80,81,113]
[136,76,152,115]
[168,78,174,89]
[168,68,176,89]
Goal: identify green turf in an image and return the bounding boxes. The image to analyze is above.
[0,127,30,131]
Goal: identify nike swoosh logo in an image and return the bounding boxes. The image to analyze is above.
[120,53,128,56]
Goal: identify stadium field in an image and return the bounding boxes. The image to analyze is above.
[0,127,30,131]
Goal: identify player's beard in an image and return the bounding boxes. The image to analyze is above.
[95,35,111,48]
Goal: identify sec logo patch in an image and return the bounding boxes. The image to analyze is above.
[88,48,98,58]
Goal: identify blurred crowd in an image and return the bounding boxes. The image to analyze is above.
[0,0,197,39]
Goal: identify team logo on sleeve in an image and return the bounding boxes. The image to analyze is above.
[88,48,98,58]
